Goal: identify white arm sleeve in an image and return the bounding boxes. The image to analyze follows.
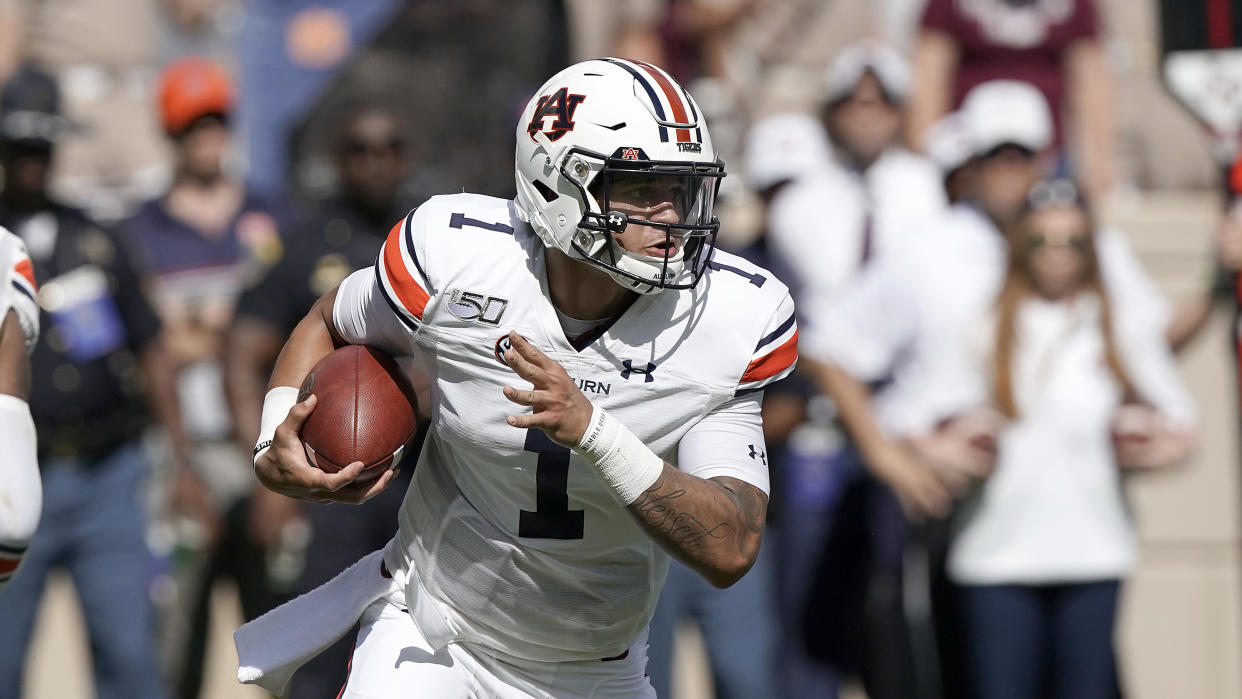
[0,394,40,586]
[1118,321,1197,428]
[1097,227,1170,334]
[677,392,770,496]
[332,269,418,358]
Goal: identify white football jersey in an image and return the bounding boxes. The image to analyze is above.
[0,228,39,353]
[332,193,797,663]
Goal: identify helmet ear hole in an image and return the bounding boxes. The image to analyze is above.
[532,180,559,203]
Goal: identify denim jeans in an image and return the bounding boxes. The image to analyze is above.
[0,440,165,698]
[646,540,778,699]
[960,580,1121,699]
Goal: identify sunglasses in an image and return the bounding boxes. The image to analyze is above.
[343,138,404,157]
[1025,232,1091,253]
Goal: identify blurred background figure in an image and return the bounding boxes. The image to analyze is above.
[799,77,1166,699]
[1168,153,1242,353]
[769,39,944,303]
[120,56,293,699]
[224,102,425,699]
[612,0,756,86]
[909,180,1194,698]
[762,40,946,699]
[907,0,1116,199]
[243,0,569,200]
[0,64,185,699]
[922,111,974,205]
[1,0,171,221]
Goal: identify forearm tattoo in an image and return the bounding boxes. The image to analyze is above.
[627,471,767,574]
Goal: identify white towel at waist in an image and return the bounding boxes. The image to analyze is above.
[234,548,394,696]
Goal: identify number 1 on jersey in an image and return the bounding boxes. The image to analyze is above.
[519,430,585,539]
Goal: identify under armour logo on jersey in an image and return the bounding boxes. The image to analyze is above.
[526,87,586,142]
[620,360,657,382]
[748,444,766,465]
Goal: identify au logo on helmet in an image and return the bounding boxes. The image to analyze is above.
[526,87,586,142]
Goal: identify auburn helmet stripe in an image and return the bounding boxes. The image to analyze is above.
[631,60,694,143]
[600,58,671,143]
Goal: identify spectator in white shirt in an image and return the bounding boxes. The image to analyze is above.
[764,40,949,699]
[912,180,1194,699]
[801,79,1167,520]
[799,80,1173,699]
[767,39,945,304]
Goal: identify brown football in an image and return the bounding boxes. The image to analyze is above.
[297,345,418,484]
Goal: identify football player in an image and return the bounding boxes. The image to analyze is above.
[0,228,40,592]
[238,59,797,697]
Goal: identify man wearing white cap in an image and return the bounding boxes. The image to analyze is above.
[922,112,973,204]
[762,40,948,699]
[796,79,1166,697]
[767,40,945,303]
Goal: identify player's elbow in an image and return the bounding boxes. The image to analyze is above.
[704,556,753,589]
[703,540,761,589]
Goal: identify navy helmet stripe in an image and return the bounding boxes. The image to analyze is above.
[680,84,699,121]
[602,58,670,143]
[754,313,796,351]
[676,83,704,143]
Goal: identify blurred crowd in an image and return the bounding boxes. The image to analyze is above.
[0,1,1237,698]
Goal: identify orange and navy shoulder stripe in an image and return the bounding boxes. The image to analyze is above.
[9,254,36,303]
[601,58,702,144]
[374,210,431,331]
[738,311,798,395]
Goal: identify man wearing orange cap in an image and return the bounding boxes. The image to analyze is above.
[120,56,296,698]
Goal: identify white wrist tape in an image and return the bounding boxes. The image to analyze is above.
[573,403,664,505]
[253,386,300,467]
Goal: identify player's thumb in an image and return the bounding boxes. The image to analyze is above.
[282,393,318,431]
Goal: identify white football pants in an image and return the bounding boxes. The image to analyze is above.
[339,596,656,699]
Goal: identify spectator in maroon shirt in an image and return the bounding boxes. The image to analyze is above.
[907,0,1116,200]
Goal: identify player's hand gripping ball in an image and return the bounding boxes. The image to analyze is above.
[298,345,419,484]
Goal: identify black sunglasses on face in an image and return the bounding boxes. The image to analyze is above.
[343,138,404,157]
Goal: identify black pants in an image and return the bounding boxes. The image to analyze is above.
[178,495,298,699]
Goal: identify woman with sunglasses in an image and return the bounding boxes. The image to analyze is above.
[916,179,1196,699]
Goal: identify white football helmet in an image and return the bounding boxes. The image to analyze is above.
[515,58,725,294]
